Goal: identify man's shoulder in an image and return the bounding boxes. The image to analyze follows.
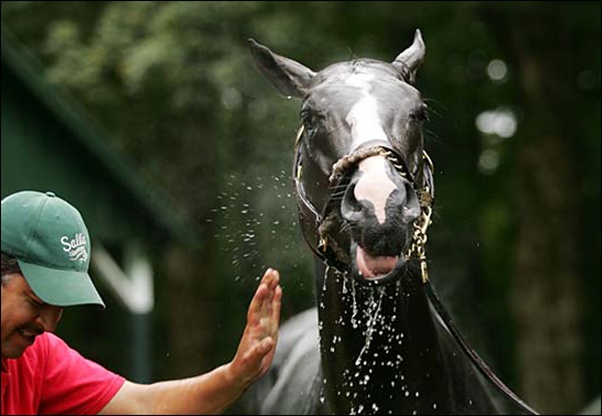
[37,332,68,348]
[12,332,72,369]
[28,332,67,355]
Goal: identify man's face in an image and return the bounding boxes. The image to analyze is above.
[1,274,63,359]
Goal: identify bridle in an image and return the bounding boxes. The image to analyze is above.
[293,124,435,284]
[291,124,539,415]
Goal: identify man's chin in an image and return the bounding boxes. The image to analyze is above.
[2,335,34,359]
[1,348,26,360]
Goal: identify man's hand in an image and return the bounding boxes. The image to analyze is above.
[100,268,283,415]
[227,268,282,389]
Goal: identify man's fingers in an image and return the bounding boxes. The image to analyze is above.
[259,336,274,354]
[248,283,267,321]
[266,268,280,290]
[236,269,281,382]
[271,285,282,327]
[248,269,277,318]
[264,269,281,331]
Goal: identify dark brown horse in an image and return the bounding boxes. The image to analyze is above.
[245,30,538,415]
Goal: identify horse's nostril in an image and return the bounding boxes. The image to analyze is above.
[402,182,421,220]
[341,183,363,218]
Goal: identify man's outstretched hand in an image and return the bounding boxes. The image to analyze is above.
[228,268,282,389]
[98,268,282,415]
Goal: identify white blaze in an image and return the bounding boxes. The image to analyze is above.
[345,74,395,225]
[355,156,396,224]
[345,74,387,150]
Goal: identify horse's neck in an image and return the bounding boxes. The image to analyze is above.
[315,263,453,414]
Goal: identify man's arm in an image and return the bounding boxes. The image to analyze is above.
[99,268,282,415]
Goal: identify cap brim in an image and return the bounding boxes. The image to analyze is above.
[17,260,106,308]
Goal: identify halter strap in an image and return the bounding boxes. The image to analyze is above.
[293,126,349,271]
[426,283,540,415]
[293,125,435,276]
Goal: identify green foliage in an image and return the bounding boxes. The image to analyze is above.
[2,1,599,413]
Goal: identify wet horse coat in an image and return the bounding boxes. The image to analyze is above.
[245,30,536,415]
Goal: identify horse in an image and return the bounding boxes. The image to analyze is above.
[244,29,538,415]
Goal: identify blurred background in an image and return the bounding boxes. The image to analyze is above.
[1,2,599,414]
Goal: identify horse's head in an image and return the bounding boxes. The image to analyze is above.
[249,30,434,286]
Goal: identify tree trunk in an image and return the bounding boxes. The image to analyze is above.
[512,134,582,414]
[479,4,584,413]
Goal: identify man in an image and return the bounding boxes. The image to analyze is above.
[1,190,282,414]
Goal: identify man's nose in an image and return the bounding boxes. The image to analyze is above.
[36,305,63,332]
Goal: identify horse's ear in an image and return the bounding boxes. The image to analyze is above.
[392,29,426,84]
[248,38,316,98]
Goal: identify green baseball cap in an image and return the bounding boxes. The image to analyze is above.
[1,190,105,308]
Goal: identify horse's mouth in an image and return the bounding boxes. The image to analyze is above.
[350,242,408,285]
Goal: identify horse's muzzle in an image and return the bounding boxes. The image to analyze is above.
[340,155,421,284]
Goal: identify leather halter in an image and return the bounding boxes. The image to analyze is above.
[292,125,435,281]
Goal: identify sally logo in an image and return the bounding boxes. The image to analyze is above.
[60,233,88,262]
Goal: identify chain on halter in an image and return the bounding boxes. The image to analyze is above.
[407,191,433,283]
[403,149,435,283]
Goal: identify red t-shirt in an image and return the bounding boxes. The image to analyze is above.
[1,332,125,415]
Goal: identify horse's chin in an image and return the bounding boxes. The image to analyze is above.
[349,242,408,286]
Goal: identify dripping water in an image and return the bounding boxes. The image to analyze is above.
[355,286,386,366]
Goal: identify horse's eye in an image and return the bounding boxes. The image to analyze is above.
[301,109,322,132]
[409,104,429,123]
[301,109,312,124]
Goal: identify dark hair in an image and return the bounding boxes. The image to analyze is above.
[1,252,21,283]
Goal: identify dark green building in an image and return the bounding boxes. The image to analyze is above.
[1,25,200,382]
